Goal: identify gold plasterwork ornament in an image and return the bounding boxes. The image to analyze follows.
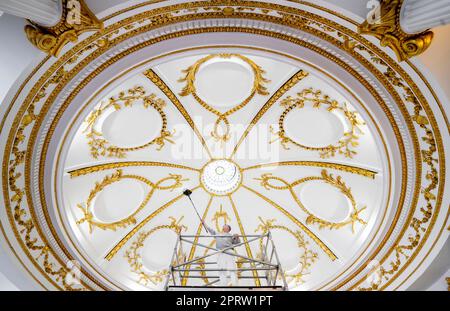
[24,0,103,57]
[271,87,365,158]
[255,217,318,285]
[125,216,187,286]
[358,0,433,62]
[255,170,367,233]
[76,170,188,233]
[83,85,174,158]
[178,53,270,144]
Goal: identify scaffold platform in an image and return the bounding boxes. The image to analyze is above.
[164,232,287,291]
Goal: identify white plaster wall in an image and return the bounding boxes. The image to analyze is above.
[417,24,450,100]
[0,271,18,291]
[427,270,449,291]
[0,13,41,103]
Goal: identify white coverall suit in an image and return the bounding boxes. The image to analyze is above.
[205,226,240,286]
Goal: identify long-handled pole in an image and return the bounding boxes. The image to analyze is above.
[183,189,210,234]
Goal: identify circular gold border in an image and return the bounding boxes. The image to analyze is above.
[52,44,393,290]
[0,0,444,290]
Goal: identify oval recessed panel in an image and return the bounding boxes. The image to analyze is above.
[284,106,345,148]
[92,179,144,223]
[300,181,350,223]
[102,105,162,148]
[141,230,178,271]
[195,59,253,108]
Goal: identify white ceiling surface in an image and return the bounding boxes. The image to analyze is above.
[62,52,387,290]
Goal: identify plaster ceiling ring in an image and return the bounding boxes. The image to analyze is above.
[33,37,396,292]
[0,0,447,291]
[273,87,365,159]
[44,34,404,292]
[84,87,174,159]
[255,217,319,288]
[125,218,187,290]
[46,38,398,290]
[0,33,400,292]
[200,159,243,196]
[0,27,412,292]
[254,171,366,233]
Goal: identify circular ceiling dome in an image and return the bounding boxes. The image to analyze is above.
[0,0,447,292]
[200,160,242,195]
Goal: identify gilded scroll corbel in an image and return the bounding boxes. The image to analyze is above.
[24,0,103,57]
[358,0,433,62]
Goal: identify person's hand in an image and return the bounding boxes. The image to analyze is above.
[233,234,239,238]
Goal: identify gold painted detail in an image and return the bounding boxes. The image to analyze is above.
[242,185,337,261]
[256,170,367,233]
[348,30,439,291]
[358,0,433,61]
[84,86,174,158]
[229,195,261,286]
[125,216,187,286]
[6,63,85,289]
[230,69,309,158]
[24,0,103,57]
[68,161,200,178]
[256,217,318,285]
[105,186,201,261]
[212,204,231,232]
[179,54,270,144]
[76,170,188,232]
[143,69,213,159]
[271,88,365,158]
[243,161,377,179]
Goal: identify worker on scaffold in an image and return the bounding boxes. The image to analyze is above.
[201,220,241,286]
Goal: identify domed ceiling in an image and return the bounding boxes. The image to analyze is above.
[62,51,387,290]
[0,0,447,291]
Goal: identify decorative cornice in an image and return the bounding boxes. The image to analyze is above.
[24,0,102,57]
[358,0,433,62]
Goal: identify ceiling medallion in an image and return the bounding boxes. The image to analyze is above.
[200,160,242,196]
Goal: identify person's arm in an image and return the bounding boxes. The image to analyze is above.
[201,220,216,235]
[232,234,241,244]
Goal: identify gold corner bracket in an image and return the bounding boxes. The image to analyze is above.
[358,0,433,62]
[24,0,103,57]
